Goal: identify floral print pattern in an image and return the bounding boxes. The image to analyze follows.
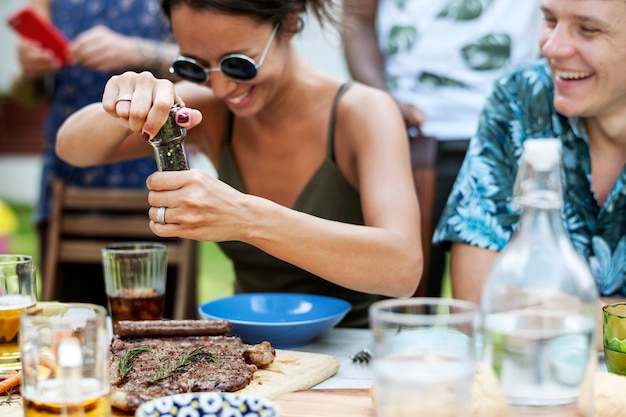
[376,0,542,139]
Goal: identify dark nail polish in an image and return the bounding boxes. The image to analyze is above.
[142,131,150,141]
[176,112,189,124]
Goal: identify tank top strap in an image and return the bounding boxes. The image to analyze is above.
[327,82,353,161]
[224,111,235,145]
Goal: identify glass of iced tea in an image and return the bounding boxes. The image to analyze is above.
[0,254,36,372]
[20,302,111,417]
[101,242,167,326]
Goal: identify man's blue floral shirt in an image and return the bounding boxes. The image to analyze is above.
[433,59,626,297]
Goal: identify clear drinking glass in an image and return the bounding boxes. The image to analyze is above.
[20,302,111,417]
[0,254,37,372]
[369,297,481,417]
[101,242,168,326]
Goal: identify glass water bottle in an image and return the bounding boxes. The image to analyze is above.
[480,139,598,416]
[148,104,189,171]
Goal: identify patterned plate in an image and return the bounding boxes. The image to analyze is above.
[135,392,281,417]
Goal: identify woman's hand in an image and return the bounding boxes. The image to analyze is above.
[71,25,131,72]
[101,71,202,138]
[146,169,249,242]
[16,37,62,78]
[396,100,425,131]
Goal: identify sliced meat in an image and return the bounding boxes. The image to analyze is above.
[109,334,275,412]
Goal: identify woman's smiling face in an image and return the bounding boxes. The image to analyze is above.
[169,6,281,113]
[539,0,626,119]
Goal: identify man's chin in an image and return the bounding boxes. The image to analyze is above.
[553,98,584,118]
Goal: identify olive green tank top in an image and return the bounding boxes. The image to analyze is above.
[217,82,381,328]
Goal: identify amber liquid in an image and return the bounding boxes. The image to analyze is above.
[108,287,165,325]
[0,295,36,370]
[23,392,111,417]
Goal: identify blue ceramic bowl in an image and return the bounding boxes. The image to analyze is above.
[198,293,351,348]
[135,392,281,417]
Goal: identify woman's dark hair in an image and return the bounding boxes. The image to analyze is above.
[160,0,338,30]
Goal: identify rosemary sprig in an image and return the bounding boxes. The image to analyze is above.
[0,387,20,406]
[146,348,218,385]
[119,347,150,379]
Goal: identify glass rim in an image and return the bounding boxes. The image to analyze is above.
[0,254,34,264]
[23,302,108,319]
[603,302,626,318]
[102,242,167,252]
[369,297,480,326]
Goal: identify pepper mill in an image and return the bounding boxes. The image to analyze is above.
[148,104,189,171]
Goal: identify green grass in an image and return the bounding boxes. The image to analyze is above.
[196,242,235,303]
[6,202,36,256]
[4,202,235,304]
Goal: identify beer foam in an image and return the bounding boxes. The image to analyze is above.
[0,294,34,309]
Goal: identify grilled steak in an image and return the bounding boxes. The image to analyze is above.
[109,326,276,412]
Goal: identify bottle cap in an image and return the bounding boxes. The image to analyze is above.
[512,138,563,210]
[522,138,561,171]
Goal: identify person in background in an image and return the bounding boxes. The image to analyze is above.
[11,0,178,306]
[342,0,543,297]
[433,0,626,310]
[55,0,423,328]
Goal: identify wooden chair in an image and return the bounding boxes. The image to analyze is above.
[43,179,198,319]
[409,131,438,297]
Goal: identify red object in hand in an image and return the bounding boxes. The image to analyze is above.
[6,6,71,67]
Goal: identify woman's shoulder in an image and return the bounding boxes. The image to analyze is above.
[333,81,407,150]
[343,81,395,100]
[338,81,400,120]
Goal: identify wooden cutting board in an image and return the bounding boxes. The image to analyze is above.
[274,388,373,417]
[237,349,339,399]
[0,349,339,417]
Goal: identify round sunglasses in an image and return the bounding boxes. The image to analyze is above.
[169,24,279,83]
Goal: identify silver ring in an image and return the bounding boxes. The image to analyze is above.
[115,94,133,103]
[157,206,166,225]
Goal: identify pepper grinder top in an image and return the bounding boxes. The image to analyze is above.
[148,104,189,171]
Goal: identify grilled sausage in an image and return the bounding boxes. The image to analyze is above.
[114,319,232,338]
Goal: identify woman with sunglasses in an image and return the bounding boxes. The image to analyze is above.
[56,0,422,327]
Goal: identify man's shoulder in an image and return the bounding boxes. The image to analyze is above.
[497,59,553,91]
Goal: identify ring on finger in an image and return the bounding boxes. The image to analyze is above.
[115,94,133,103]
[157,206,166,225]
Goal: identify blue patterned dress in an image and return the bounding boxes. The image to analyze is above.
[433,59,626,297]
[37,0,174,224]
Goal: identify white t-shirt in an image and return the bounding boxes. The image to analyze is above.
[377,0,543,140]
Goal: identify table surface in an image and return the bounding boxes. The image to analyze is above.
[0,328,374,417]
[292,328,373,389]
[1,327,609,417]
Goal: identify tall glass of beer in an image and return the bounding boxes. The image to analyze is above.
[20,302,111,417]
[0,254,36,372]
